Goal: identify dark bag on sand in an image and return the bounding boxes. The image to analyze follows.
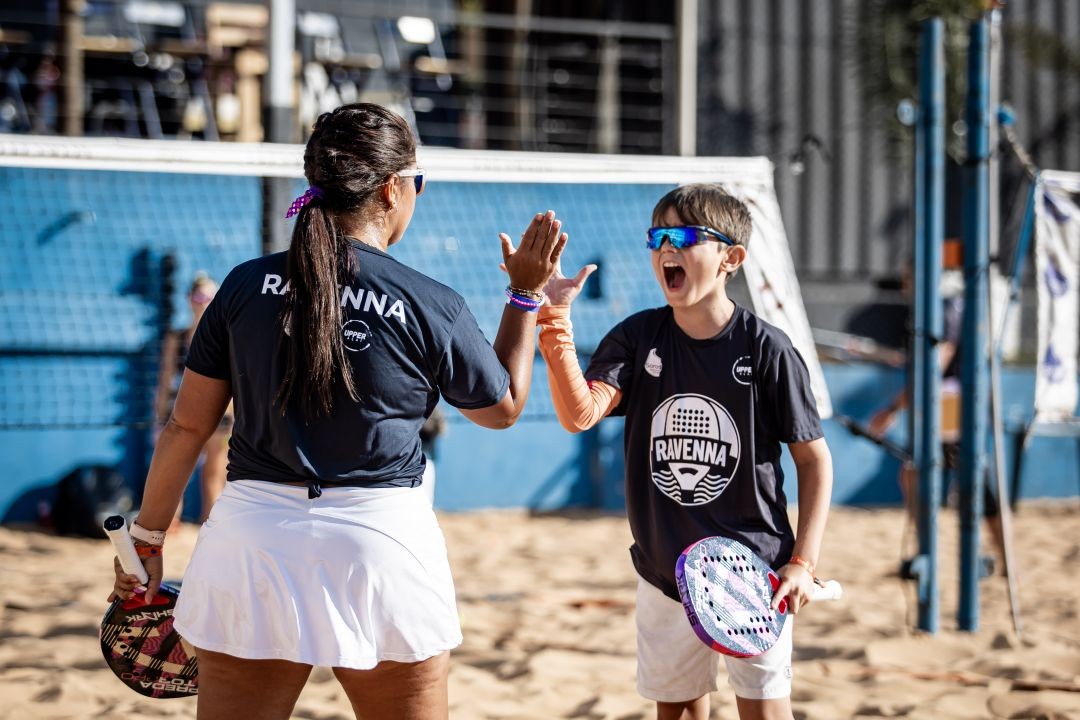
[52,466,134,538]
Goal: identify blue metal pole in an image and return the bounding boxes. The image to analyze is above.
[911,60,926,517]
[959,16,991,632]
[913,17,945,634]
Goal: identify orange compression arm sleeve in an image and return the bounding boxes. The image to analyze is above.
[537,305,622,433]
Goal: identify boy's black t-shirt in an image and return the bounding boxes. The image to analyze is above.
[585,304,823,601]
[184,240,509,488]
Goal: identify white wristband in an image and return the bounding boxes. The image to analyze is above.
[130,521,166,546]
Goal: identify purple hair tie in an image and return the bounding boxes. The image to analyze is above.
[285,186,324,218]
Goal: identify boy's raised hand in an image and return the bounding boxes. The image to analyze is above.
[543,259,597,307]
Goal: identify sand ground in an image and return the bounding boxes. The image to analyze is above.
[0,502,1077,719]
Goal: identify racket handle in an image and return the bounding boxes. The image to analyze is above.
[812,579,843,601]
[103,515,149,585]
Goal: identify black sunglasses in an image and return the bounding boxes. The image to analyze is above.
[398,168,425,195]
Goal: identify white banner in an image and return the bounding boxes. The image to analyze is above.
[1034,171,1080,421]
[732,183,834,419]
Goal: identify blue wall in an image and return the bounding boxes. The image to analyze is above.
[1,167,1077,522]
[0,167,260,520]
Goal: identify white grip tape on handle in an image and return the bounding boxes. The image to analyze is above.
[103,515,149,585]
[811,579,843,601]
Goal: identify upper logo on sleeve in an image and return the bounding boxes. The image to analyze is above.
[650,394,740,505]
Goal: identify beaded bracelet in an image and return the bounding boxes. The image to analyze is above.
[507,286,545,301]
[505,289,542,313]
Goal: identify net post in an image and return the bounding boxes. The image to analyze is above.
[676,0,698,157]
[958,14,992,633]
[263,0,297,255]
[59,0,87,136]
[913,16,945,635]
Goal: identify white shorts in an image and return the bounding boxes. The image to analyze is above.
[173,480,462,669]
[635,575,793,702]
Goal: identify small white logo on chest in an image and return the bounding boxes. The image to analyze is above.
[732,355,753,385]
[645,348,663,377]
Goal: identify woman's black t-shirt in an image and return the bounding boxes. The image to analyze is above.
[185,240,509,489]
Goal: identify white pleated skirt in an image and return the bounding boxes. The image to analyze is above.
[172,479,461,669]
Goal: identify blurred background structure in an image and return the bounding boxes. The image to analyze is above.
[1,0,1079,522]
[2,2,1077,281]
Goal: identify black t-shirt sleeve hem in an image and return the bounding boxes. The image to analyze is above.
[782,426,824,444]
[441,373,510,410]
[184,359,230,381]
[584,368,624,391]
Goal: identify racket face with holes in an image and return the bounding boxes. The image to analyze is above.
[675,536,787,658]
[100,583,198,698]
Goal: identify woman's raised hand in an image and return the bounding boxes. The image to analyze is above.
[499,211,567,294]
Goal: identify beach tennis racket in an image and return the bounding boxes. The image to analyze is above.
[100,515,198,698]
[676,536,842,658]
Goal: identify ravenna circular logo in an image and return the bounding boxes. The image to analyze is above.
[649,394,740,506]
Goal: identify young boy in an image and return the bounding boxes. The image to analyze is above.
[536,184,833,720]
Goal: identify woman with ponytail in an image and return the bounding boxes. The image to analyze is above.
[109,103,566,718]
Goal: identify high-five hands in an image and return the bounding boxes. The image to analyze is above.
[500,211,568,294]
[542,258,597,307]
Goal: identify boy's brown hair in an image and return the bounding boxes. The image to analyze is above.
[651,183,753,249]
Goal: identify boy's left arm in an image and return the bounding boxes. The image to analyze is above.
[771,436,833,614]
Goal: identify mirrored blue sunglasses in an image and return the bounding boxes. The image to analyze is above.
[646,225,734,250]
[398,168,426,195]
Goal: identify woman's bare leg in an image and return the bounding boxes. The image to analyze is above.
[195,648,312,720]
[333,652,450,720]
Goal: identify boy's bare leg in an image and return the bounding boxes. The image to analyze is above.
[899,461,919,527]
[735,696,794,720]
[986,512,1007,575]
[657,697,709,720]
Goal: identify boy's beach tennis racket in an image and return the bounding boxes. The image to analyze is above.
[100,515,198,698]
[676,536,842,658]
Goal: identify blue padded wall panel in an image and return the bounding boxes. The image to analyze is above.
[0,168,261,332]
[0,167,261,517]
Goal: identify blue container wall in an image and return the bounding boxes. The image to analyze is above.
[1,168,1077,521]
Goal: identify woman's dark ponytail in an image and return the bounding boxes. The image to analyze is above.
[275,103,415,417]
[276,202,356,417]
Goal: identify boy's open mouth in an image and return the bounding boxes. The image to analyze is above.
[663,262,686,291]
